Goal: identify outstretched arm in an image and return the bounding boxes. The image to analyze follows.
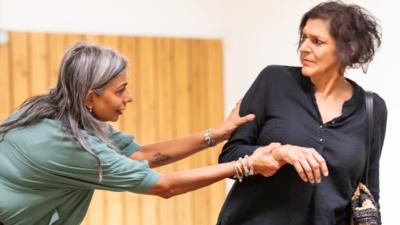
[131,100,255,168]
[144,143,282,198]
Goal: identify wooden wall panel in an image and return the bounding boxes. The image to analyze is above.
[48,34,65,88]
[0,31,225,225]
[101,35,125,225]
[172,39,194,225]
[155,38,176,225]
[0,41,11,120]
[136,37,159,225]
[190,40,210,225]
[29,33,49,96]
[119,36,141,225]
[206,40,226,224]
[9,32,29,110]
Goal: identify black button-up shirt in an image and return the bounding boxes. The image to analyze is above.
[217,65,387,225]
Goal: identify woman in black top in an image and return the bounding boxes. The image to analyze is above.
[217,1,387,225]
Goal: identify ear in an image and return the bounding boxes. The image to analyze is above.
[349,42,357,57]
[86,90,96,109]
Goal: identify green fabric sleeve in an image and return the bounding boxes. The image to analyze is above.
[108,125,142,157]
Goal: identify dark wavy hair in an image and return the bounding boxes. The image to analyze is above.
[299,1,382,73]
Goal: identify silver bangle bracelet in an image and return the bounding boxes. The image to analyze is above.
[203,129,216,147]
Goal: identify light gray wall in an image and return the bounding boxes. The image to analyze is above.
[0,0,224,38]
[1,0,399,223]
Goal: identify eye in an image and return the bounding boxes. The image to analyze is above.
[115,87,125,96]
[312,38,324,45]
[300,35,307,43]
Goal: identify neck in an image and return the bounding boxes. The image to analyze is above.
[310,71,351,100]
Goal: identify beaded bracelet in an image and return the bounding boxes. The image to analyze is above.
[232,156,255,182]
[244,155,255,176]
[239,157,250,177]
[231,161,244,182]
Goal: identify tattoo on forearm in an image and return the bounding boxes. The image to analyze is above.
[154,153,171,164]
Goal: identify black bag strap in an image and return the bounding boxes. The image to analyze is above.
[365,91,374,184]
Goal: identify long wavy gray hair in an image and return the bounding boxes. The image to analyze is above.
[0,42,127,181]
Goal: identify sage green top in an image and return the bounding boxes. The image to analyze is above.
[0,115,160,225]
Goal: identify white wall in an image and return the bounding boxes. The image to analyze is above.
[1,0,399,223]
[0,0,224,38]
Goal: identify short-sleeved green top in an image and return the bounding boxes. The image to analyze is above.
[0,114,160,225]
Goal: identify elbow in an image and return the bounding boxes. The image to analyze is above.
[148,177,180,199]
[159,190,175,199]
[157,185,179,199]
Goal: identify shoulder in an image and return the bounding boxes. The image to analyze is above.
[371,92,387,122]
[258,65,302,83]
[260,64,301,75]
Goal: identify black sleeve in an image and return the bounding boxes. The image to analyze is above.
[368,93,387,207]
[218,66,273,163]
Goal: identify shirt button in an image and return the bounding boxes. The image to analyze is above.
[319,138,324,143]
[319,125,323,128]
[331,120,336,125]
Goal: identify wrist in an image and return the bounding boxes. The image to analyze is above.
[203,128,217,147]
[249,153,260,174]
[231,155,255,182]
[210,127,227,144]
[271,145,284,161]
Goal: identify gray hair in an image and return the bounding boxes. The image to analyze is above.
[0,42,128,181]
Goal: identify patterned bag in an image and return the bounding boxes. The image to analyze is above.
[350,92,381,225]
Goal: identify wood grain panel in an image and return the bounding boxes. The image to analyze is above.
[172,38,194,225]
[3,31,224,225]
[0,39,11,121]
[136,37,158,225]
[29,33,49,96]
[9,32,29,110]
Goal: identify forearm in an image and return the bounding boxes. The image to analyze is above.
[132,129,223,168]
[219,144,260,163]
[144,162,235,198]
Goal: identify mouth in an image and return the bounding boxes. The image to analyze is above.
[301,58,315,66]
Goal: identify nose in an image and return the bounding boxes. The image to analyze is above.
[299,39,310,53]
[125,90,134,103]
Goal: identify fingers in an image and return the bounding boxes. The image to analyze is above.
[231,98,243,115]
[235,98,243,106]
[254,143,328,183]
[293,161,308,182]
[238,114,256,124]
[227,98,255,127]
[251,144,284,177]
[312,151,329,177]
[303,154,321,183]
[286,146,328,184]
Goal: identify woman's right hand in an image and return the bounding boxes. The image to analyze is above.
[270,144,329,183]
[250,143,285,177]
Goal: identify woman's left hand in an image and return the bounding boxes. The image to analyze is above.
[212,99,255,143]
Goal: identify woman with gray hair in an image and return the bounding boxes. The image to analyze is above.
[0,42,298,225]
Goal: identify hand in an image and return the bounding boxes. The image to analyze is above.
[250,143,284,177]
[270,144,329,183]
[213,99,255,142]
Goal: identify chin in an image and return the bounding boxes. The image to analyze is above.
[110,117,119,122]
[301,67,311,76]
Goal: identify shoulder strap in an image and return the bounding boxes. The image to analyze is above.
[365,91,374,184]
